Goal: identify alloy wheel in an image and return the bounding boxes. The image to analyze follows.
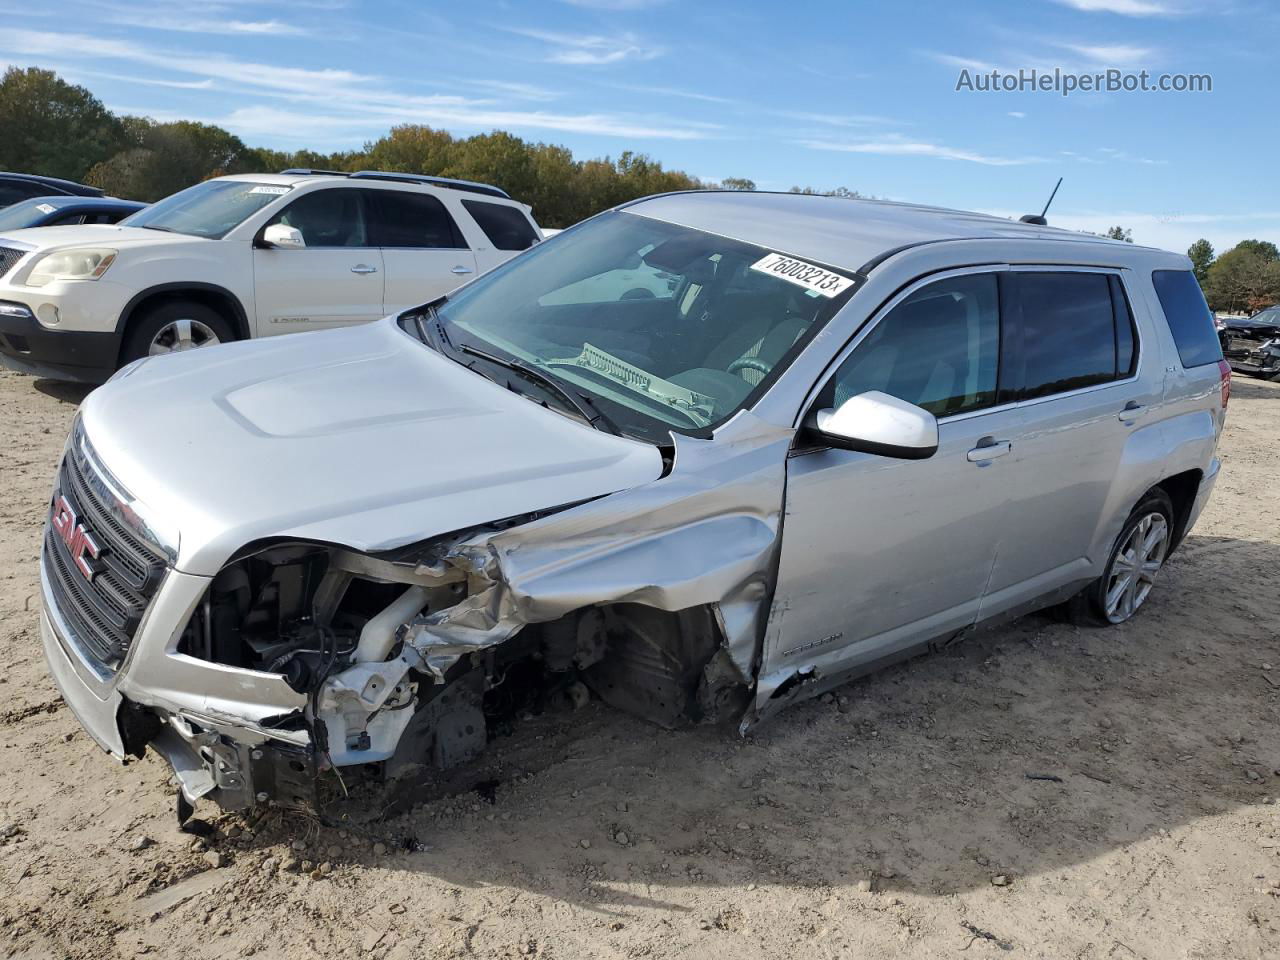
[1103,512,1169,623]
[148,318,221,355]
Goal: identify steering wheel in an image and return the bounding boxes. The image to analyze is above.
[727,356,773,378]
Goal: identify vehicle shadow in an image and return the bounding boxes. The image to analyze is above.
[281,533,1279,911]
[32,378,95,405]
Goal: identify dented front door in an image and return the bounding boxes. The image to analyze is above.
[756,268,1021,706]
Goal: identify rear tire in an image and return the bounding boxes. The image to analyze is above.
[120,300,234,367]
[1061,489,1174,627]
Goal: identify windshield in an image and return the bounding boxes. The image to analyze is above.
[121,180,291,239]
[1250,308,1280,324]
[0,198,59,231]
[435,210,861,442]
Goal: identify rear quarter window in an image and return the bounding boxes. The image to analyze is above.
[462,199,538,251]
[1151,269,1222,368]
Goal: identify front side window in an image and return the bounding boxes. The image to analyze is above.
[461,199,537,251]
[267,188,368,247]
[1014,272,1131,398]
[365,190,464,249]
[124,180,291,240]
[434,210,860,441]
[1151,269,1223,368]
[823,273,1000,418]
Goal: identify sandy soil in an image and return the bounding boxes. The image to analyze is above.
[1,366,1278,960]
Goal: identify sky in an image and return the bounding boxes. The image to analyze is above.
[0,0,1275,254]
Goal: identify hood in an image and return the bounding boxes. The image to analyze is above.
[79,318,664,576]
[0,224,209,252]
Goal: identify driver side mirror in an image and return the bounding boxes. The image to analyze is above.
[805,390,939,460]
[261,223,305,249]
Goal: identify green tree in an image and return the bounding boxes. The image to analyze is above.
[718,177,756,191]
[1105,225,1134,243]
[0,67,125,181]
[1204,248,1280,314]
[1187,238,1215,286]
[85,120,261,201]
[1233,239,1279,263]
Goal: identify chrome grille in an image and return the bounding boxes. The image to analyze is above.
[0,246,24,279]
[43,442,167,670]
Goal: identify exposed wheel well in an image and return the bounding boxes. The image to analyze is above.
[1153,468,1202,553]
[116,286,249,366]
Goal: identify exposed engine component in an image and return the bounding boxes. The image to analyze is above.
[167,541,750,812]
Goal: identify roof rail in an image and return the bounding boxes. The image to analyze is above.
[279,168,347,177]
[348,170,509,199]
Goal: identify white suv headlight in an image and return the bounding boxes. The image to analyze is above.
[25,248,117,287]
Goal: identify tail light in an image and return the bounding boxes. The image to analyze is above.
[1217,359,1232,409]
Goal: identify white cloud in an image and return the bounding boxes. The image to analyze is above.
[1051,0,1176,15]
[558,0,670,7]
[0,28,711,141]
[980,207,1280,254]
[1055,41,1155,65]
[108,16,309,36]
[799,136,1044,167]
[1008,110,1027,118]
[505,27,662,65]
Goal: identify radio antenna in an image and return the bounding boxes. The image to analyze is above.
[1019,177,1062,226]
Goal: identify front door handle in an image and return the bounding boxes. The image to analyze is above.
[451,265,473,275]
[351,264,378,274]
[1118,400,1146,422]
[967,437,1011,462]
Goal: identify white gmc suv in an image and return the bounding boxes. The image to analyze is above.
[0,170,542,382]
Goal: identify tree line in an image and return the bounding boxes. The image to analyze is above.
[0,67,773,228]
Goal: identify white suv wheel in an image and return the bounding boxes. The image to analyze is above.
[148,318,222,355]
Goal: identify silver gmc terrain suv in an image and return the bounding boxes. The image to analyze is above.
[39,191,1228,816]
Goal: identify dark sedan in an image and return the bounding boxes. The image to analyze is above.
[0,195,146,230]
[0,173,103,209]
[1219,306,1280,379]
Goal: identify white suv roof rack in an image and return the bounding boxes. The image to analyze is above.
[278,169,511,200]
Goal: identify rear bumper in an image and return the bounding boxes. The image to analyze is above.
[0,307,120,382]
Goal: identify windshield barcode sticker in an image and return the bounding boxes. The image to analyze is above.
[750,253,855,297]
[249,185,290,195]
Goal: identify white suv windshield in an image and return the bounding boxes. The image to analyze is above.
[436,210,861,441]
[122,180,291,239]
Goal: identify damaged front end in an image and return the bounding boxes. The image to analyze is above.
[133,417,793,815]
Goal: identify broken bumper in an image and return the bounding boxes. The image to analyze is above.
[40,549,315,811]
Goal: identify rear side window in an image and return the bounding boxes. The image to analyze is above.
[365,190,465,249]
[461,199,538,251]
[1013,272,1135,399]
[1151,269,1222,368]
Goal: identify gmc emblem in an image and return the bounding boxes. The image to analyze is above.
[51,494,101,581]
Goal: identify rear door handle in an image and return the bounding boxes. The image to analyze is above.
[351,264,378,274]
[967,437,1011,462]
[1118,400,1146,422]
[451,265,473,275]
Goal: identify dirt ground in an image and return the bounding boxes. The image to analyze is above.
[0,366,1277,960]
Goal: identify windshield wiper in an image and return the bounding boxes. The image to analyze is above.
[458,342,621,436]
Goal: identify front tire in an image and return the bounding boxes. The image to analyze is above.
[120,300,234,367]
[1062,489,1174,627]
